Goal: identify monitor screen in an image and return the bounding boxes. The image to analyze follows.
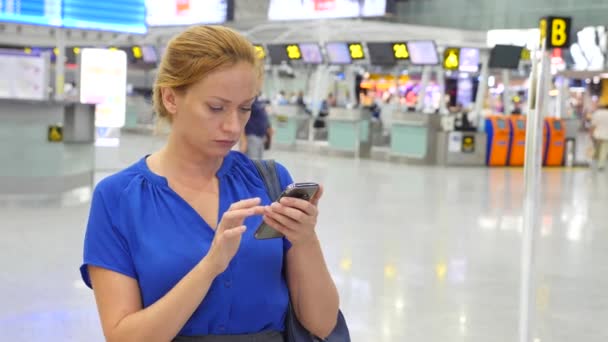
[146,0,228,26]
[299,43,323,64]
[407,41,439,65]
[367,42,396,66]
[517,120,525,130]
[141,46,158,64]
[0,0,62,26]
[553,120,562,130]
[326,42,352,64]
[267,44,290,65]
[489,45,523,69]
[459,48,479,73]
[496,118,506,129]
[268,0,387,20]
[62,0,147,34]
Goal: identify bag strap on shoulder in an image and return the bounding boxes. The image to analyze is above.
[252,159,282,201]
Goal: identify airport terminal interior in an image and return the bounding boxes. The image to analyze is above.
[2,0,608,341]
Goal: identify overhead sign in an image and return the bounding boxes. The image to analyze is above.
[521,48,531,61]
[348,43,365,60]
[540,16,572,48]
[392,43,409,60]
[146,0,228,26]
[268,0,387,20]
[443,48,460,70]
[254,45,266,59]
[286,44,302,60]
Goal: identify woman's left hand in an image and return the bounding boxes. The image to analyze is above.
[262,185,324,247]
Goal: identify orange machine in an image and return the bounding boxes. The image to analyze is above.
[508,116,526,166]
[485,115,511,166]
[544,118,565,166]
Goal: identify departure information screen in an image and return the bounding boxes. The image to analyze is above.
[0,0,62,26]
[62,0,147,33]
[0,0,146,33]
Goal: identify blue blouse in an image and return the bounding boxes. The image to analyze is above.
[80,151,294,336]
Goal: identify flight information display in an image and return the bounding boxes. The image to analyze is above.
[62,0,147,34]
[0,0,62,26]
[146,0,228,26]
[268,0,387,20]
[325,42,351,64]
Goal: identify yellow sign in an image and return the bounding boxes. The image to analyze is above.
[286,44,301,60]
[540,16,571,48]
[392,43,409,59]
[348,43,365,60]
[132,46,142,59]
[73,47,81,55]
[254,45,265,59]
[521,48,531,61]
[443,48,460,70]
[48,125,63,142]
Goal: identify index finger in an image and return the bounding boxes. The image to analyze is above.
[228,197,262,211]
[219,206,265,231]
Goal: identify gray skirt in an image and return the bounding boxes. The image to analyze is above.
[173,330,284,342]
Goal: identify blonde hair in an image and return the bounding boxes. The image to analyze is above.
[153,25,263,125]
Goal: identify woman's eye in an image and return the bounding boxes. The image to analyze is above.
[240,107,252,112]
[209,106,223,112]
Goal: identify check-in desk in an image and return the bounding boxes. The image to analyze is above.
[326,107,371,158]
[435,131,488,166]
[271,105,311,146]
[0,99,96,201]
[389,112,440,163]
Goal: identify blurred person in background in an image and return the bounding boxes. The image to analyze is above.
[241,97,273,160]
[591,103,608,171]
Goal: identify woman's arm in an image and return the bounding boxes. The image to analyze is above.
[90,198,264,342]
[262,186,340,338]
[90,257,221,342]
[285,237,339,338]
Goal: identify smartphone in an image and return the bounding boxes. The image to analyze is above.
[254,182,320,240]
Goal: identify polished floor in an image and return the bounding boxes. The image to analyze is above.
[1,133,608,341]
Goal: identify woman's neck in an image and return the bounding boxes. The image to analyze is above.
[156,132,224,187]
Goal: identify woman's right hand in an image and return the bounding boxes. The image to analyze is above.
[206,197,264,274]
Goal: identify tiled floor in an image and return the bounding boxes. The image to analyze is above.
[1,133,607,341]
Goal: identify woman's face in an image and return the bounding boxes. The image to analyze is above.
[167,61,258,158]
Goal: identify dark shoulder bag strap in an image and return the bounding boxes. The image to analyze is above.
[253,159,283,201]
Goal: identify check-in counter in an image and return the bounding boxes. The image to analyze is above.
[0,98,96,200]
[326,107,371,158]
[435,131,488,166]
[389,111,441,163]
[270,105,311,146]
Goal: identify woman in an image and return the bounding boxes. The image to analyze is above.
[80,26,339,342]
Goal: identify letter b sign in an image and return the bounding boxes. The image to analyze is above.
[540,16,572,48]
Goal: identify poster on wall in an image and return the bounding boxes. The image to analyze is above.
[146,0,228,26]
[79,48,127,128]
[268,0,387,20]
[0,52,47,101]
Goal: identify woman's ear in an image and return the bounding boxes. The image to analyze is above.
[161,87,179,116]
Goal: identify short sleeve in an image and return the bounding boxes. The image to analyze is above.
[274,162,295,253]
[80,184,137,289]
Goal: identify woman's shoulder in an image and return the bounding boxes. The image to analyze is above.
[93,157,148,200]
